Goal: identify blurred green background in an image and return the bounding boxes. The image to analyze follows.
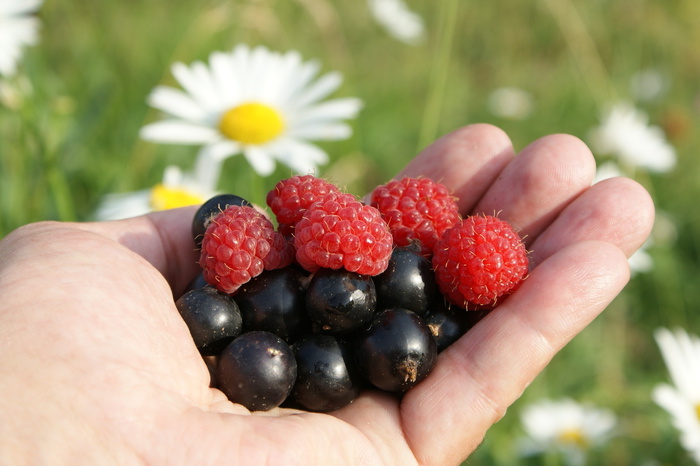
[2,0,699,464]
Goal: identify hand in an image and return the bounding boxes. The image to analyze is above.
[0,124,653,465]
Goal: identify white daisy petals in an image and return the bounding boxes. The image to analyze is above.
[140,44,362,178]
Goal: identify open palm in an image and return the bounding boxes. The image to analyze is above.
[0,124,653,465]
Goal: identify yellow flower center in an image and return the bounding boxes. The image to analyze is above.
[150,184,204,211]
[218,102,285,144]
[696,403,700,421]
[557,428,589,449]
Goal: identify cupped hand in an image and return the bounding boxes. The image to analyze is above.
[0,124,654,465]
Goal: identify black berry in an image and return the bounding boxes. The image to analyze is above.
[305,268,377,334]
[426,303,486,352]
[175,287,242,356]
[373,245,439,316]
[290,334,363,412]
[234,268,310,342]
[354,308,437,392]
[192,193,251,248]
[216,331,297,411]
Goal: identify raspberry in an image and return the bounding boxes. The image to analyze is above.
[199,205,293,294]
[294,192,393,275]
[266,174,341,236]
[432,215,529,308]
[370,176,461,256]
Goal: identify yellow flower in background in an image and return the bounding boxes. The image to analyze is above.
[517,398,617,466]
[95,165,215,221]
[0,0,43,76]
[140,44,362,178]
[653,328,700,465]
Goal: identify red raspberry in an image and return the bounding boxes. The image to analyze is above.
[432,215,529,308]
[294,192,393,275]
[266,174,341,236]
[199,205,294,294]
[369,176,461,256]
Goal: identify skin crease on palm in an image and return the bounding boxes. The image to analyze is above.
[0,124,654,465]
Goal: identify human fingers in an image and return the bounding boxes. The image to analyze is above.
[75,206,201,295]
[392,124,515,212]
[529,176,655,266]
[399,240,630,465]
[471,133,596,245]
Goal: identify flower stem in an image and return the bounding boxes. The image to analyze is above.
[418,0,459,152]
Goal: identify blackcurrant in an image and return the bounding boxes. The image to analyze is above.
[192,193,251,248]
[290,334,363,412]
[426,302,487,352]
[354,308,437,392]
[373,245,439,317]
[234,268,310,342]
[216,331,297,411]
[175,287,242,356]
[305,268,377,334]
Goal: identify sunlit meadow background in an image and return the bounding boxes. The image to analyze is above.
[2,0,700,464]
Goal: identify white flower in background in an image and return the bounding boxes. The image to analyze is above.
[518,398,617,466]
[588,102,676,173]
[487,86,534,120]
[653,328,700,464]
[593,161,623,184]
[140,44,362,179]
[0,0,43,76]
[630,68,668,102]
[95,165,216,221]
[628,239,653,275]
[367,0,425,45]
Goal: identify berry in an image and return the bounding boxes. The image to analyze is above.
[234,268,310,342]
[370,176,461,256]
[294,192,393,275]
[290,334,363,412]
[199,205,293,294]
[175,287,242,356]
[432,215,529,308]
[266,174,341,236]
[425,303,487,352]
[354,308,437,392]
[192,194,252,248]
[373,245,439,317]
[305,268,377,334]
[216,331,297,411]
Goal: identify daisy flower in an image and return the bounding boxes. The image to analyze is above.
[95,165,216,221]
[140,44,362,179]
[367,0,425,45]
[588,102,677,173]
[652,327,700,464]
[487,86,534,120]
[518,398,617,466]
[0,0,43,76]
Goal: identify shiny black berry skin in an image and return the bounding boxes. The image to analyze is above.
[290,334,363,412]
[354,308,437,392]
[192,193,251,247]
[373,246,439,317]
[216,331,297,411]
[234,268,310,342]
[175,287,242,356]
[426,303,487,352]
[305,268,377,334]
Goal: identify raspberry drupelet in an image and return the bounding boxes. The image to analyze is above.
[370,176,461,257]
[294,192,393,276]
[432,214,529,309]
[266,174,341,237]
[199,205,294,294]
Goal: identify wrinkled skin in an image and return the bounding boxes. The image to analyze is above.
[0,125,654,465]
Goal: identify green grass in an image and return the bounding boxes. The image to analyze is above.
[2,0,700,463]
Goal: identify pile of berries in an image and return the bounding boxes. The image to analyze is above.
[176,174,529,412]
